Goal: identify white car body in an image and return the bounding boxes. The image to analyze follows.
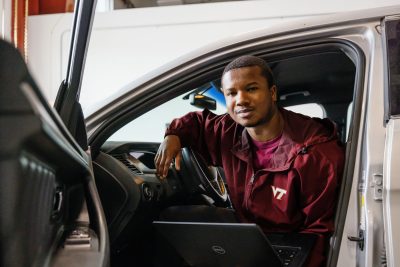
[82,6,400,267]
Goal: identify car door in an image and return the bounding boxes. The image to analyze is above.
[382,16,400,267]
[0,0,109,266]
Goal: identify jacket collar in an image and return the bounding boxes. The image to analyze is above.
[230,127,252,163]
[230,123,299,172]
[230,108,339,171]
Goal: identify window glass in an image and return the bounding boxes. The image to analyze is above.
[385,19,400,116]
[284,103,325,118]
[109,98,325,142]
[108,89,226,142]
[346,102,354,141]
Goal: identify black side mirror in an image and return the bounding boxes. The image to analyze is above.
[189,93,217,110]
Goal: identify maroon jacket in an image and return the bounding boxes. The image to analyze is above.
[166,108,345,267]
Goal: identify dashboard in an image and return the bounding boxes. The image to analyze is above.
[99,141,184,203]
[93,140,231,265]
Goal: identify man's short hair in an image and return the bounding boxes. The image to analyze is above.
[222,55,275,88]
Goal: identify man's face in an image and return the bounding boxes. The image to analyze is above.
[221,66,277,128]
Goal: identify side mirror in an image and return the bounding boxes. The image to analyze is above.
[189,93,216,110]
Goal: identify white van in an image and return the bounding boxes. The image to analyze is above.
[1,2,399,267]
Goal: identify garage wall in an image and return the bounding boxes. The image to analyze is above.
[27,0,400,114]
[0,0,12,41]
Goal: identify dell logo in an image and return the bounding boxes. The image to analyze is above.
[211,245,226,255]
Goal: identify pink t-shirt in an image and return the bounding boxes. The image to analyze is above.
[251,133,282,171]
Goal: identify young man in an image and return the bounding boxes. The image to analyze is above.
[155,55,345,267]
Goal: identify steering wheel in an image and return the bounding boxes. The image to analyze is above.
[180,147,229,205]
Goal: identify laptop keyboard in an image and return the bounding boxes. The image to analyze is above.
[273,245,301,266]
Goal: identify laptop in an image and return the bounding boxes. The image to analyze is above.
[153,221,316,267]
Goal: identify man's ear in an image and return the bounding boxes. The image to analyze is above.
[270,85,278,102]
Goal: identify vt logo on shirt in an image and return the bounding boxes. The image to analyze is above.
[271,186,287,200]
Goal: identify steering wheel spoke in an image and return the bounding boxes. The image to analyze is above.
[180,148,228,205]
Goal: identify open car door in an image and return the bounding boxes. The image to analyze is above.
[0,0,109,266]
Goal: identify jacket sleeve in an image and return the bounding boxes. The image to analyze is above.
[296,140,345,267]
[164,109,228,166]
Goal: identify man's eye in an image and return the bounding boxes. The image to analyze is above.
[247,87,257,92]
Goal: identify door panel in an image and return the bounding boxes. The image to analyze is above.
[0,39,108,267]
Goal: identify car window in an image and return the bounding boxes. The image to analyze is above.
[384,18,400,117]
[109,89,325,142]
[284,103,325,118]
[346,102,354,140]
[108,89,226,142]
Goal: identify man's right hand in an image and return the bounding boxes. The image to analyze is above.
[154,135,182,179]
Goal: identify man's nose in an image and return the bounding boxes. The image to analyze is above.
[236,91,249,105]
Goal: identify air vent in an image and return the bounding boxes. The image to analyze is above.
[111,154,143,175]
